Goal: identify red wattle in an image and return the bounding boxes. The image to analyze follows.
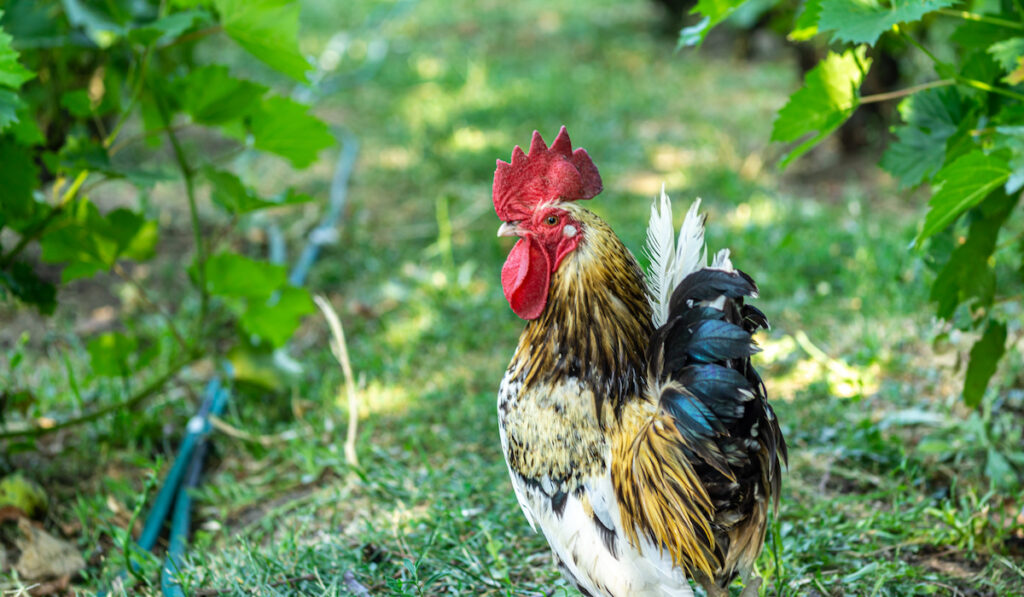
[501,236,551,320]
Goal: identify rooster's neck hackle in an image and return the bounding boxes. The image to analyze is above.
[510,206,653,420]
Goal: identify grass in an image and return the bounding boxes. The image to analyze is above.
[2,0,1023,595]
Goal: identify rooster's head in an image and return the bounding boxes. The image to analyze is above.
[493,127,603,320]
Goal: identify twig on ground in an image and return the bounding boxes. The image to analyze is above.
[314,294,361,468]
[208,415,299,446]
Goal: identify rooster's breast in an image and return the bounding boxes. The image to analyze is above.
[497,372,695,597]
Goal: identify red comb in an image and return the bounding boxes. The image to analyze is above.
[493,126,602,221]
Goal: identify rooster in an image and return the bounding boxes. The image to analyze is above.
[494,127,786,597]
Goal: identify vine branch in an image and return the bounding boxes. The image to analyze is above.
[860,79,955,104]
[151,77,210,330]
[937,8,1024,30]
[0,356,196,440]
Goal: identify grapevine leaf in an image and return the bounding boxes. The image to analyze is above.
[39,201,159,281]
[106,209,159,261]
[679,17,711,48]
[771,47,870,168]
[62,0,124,47]
[880,86,966,188]
[992,126,1024,192]
[240,285,314,347]
[987,37,1024,72]
[205,252,287,299]
[250,96,333,168]
[0,139,39,224]
[0,88,22,131]
[179,65,267,125]
[916,150,1011,245]
[789,0,823,41]
[0,262,56,315]
[962,48,1002,85]
[9,105,44,145]
[1004,57,1024,85]
[60,90,93,117]
[127,9,212,45]
[204,167,314,213]
[214,0,311,82]
[0,11,34,89]
[952,20,1017,50]
[929,191,1016,318]
[818,0,955,45]
[963,320,1006,407]
[683,0,746,47]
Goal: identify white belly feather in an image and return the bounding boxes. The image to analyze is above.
[508,468,695,597]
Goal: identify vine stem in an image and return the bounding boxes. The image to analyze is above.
[0,170,88,268]
[958,76,1024,102]
[860,79,955,104]
[0,356,196,440]
[897,29,1024,103]
[937,8,1024,30]
[112,262,191,352]
[151,78,209,328]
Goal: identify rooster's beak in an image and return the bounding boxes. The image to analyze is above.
[497,221,523,237]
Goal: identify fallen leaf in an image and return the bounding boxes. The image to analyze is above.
[14,518,85,580]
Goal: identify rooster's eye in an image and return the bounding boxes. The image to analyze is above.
[545,216,558,225]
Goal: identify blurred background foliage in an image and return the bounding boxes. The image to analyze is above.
[0,0,1022,595]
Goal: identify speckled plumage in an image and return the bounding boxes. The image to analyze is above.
[496,201,786,597]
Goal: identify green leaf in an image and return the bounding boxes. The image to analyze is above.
[0,11,35,90]
[683,0,746,47]
[963,320,1006,407]
[0,139,40,224]
[917,151,1011,245]
[205,251,287,298]
[789,0,823,41]
[61,0,124,48]
[239,285,314,346]
[0,262,56,315]
[106,209,159,260]
[60,89,93,117]
[250,96,333,168]
[992,126,1024,192]
[54,137,173,187]
[880,86,967,188]
[178,65,267,125]
[987,37,1024,72]
[952,19,1017,50]
[772,47,870,168]
[9,105,44,145]
[818,0,955,45]
[929,191,1016,318]
[204,167,313,213]
[962,48,1002,86]
[87,332,137,377]
[127,9,213,45]
[214,0,311,81]
[39,200,159,281]
[0,88,24,132]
